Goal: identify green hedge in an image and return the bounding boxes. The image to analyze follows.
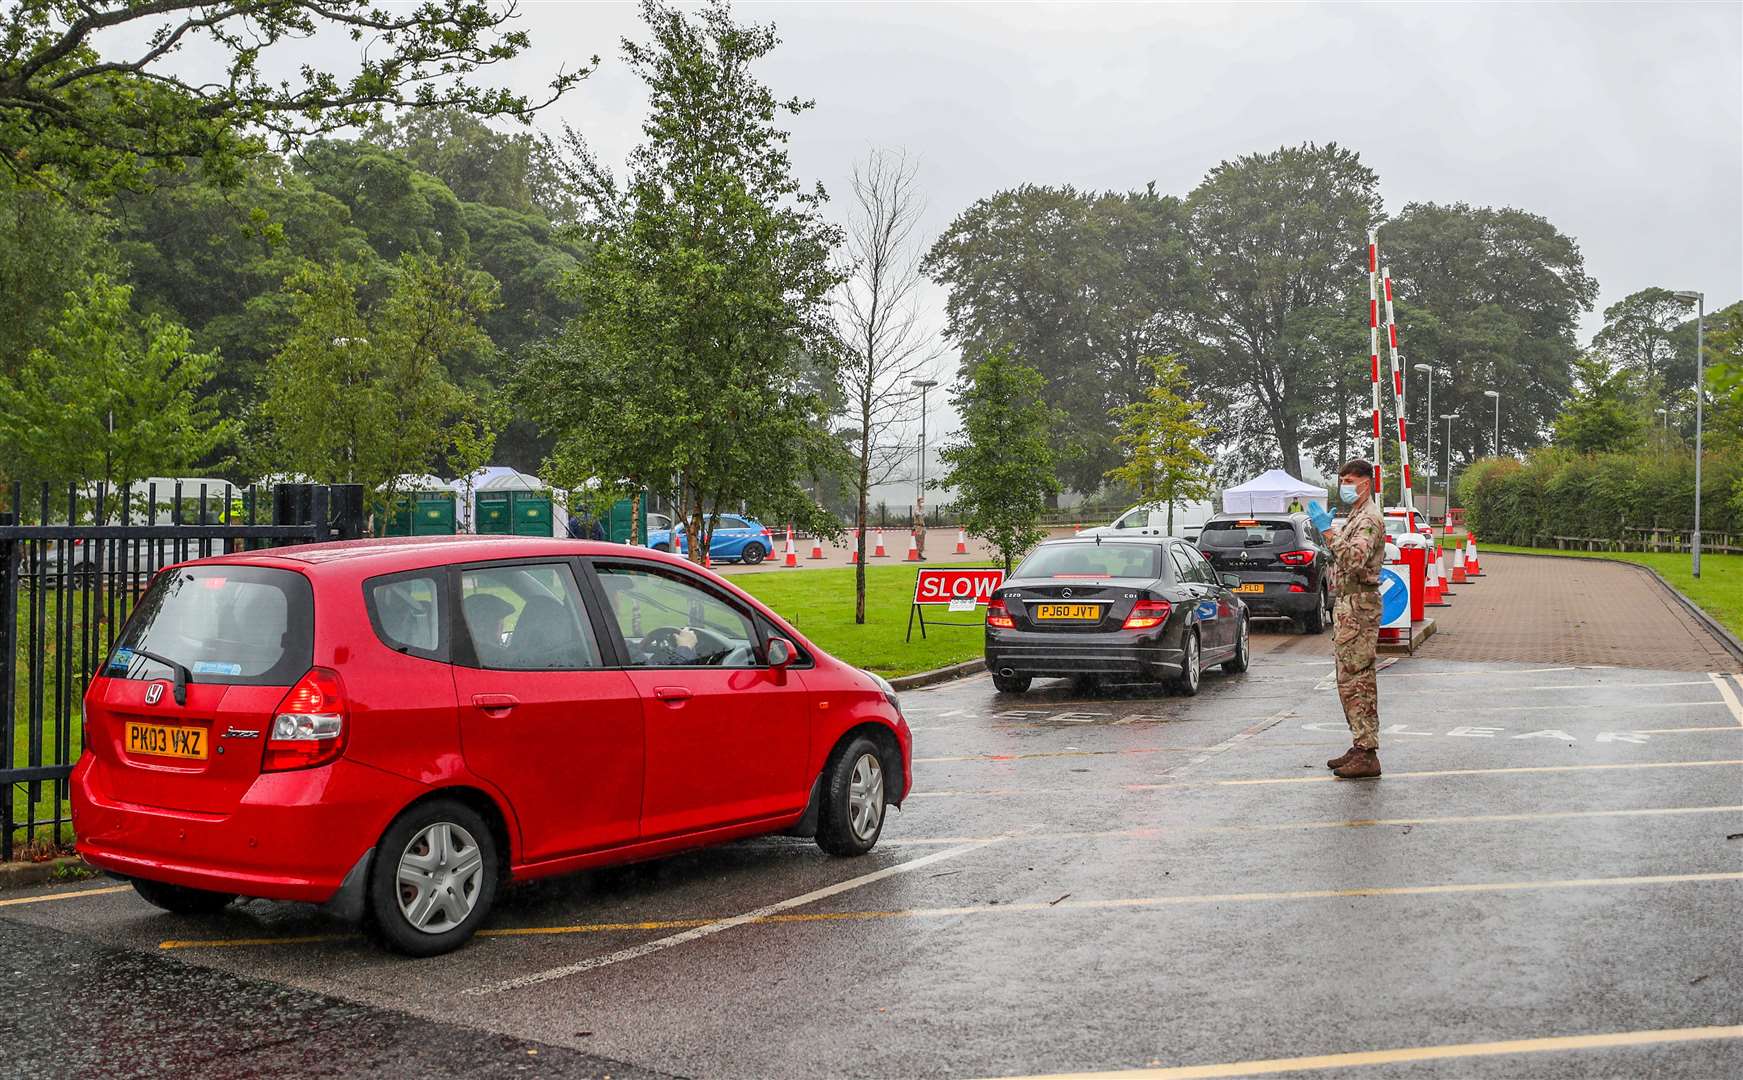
[1458,448,1743,545]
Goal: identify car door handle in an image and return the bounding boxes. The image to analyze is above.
[652,685,692,703]
[471,693,519,715]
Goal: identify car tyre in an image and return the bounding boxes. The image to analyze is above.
[1223,616,1251,673]
[740,542,766,565]
[131,878,237,915]
[991,671,1031,694]
[367,798,499,958]
[817,735,888,857]
[1172,629,1202,696]
[1303,586,1329,634]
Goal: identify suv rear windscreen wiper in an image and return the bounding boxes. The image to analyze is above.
[130,648,192,705]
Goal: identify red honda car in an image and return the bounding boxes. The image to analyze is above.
[72,537,911,956]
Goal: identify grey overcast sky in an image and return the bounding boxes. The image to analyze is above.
[492,1,1740,498]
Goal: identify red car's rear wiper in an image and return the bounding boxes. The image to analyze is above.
[130,648,192,705]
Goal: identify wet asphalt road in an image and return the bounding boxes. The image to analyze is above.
[4,626,1741,1079]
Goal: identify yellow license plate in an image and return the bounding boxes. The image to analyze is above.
[1034,603,1102,621]
[1235,583,1265,594]
[126,721,207,760]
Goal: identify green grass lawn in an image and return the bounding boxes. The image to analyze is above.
[1482,544,1743,637]
[733,562,996,677]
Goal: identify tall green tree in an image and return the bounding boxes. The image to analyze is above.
[1592,286,1699,396]
[0,169,114,378]
[1185,142,1382,478]
[1379,202,1598,465]
[363,108,578,222]
[1552,354,1649,454]
[935,350,1060,573]
[0,273,232,499]
[1104,356,1216,533]
[1,0,589,198]
[924,184,1197,492]
[256,255,494,510]
[525,0,844,559]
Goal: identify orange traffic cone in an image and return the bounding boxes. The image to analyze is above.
[1451,541,1468,584]
[783,525,798,567]
[905,531,920,561]
[1467,534,1482,576]
[808,533,825,559]
[1425,551,1447,606]
[954,527,968,555]
[873,530,888,558]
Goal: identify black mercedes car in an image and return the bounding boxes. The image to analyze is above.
[984,536,1249,696]
[1195,512,1332,633]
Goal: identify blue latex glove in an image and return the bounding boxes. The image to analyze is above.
[1306,499,1333,532]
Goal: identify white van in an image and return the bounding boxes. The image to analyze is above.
[1078,500,1216,542]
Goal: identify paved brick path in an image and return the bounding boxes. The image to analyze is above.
[1424,552,1742,672]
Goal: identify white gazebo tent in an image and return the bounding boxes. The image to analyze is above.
[1221,470,1327,515]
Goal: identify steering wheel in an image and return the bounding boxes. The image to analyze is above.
[642,625,730,665]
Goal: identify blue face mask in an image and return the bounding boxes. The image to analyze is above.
[1339,483,1360,506]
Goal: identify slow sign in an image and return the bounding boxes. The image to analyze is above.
[912,567,1006,606]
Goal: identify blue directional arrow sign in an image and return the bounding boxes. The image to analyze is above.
[1379,565,1410,628]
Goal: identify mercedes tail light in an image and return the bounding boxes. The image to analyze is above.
[1123,599,1172,630]
[264,667,348,772]
[986,599,1016,629]
[1277,550,1315,566]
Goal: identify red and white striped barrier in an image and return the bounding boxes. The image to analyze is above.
[954,528,968,555]
[782,525,798,567]
[904,531,920,562]
[873,531,888,558]
[1367,231,1418,513]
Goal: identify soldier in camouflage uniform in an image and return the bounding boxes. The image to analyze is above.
[1324,459,1388,779]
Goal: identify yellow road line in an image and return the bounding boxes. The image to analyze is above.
[1210,758,1743,787]
[159,933,349,950]
[1710,672,1743,727]
[166,869,1736,950]
[0,884,131,907]
[993,1023,1743,1079]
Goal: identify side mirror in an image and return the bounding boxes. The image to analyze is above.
[1221,573,1242,588]
[766,636,795,669]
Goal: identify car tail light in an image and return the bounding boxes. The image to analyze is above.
[986,599,1015,629]
[1277,550,1315,566]
[1288,584,1307,593]
[1123,599,1172,630]
[263,667,348,772]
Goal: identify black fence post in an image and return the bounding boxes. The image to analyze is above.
[0,517,14,862]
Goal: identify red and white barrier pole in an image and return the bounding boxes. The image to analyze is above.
[1380,263,1416,515]
[1367,233,1384,494]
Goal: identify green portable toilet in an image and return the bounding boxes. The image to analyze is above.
[377,491,458,537]
[512,491,553,536]
[475,491,513,534]
[606,494,649,544]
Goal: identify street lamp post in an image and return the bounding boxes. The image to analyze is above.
[1440,414,1456,526]
[1674,290,1705,577]
[1483,390,1500,457]
[912,378,939,525]
[1413,362,1434,509]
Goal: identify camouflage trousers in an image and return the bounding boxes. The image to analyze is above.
[1333,592,1382,749]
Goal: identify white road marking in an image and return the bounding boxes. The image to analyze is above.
[462,841,991,995]
[1708,672,1743,727]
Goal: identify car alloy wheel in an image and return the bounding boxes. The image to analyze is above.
[740,542,766,565]
[1174,630,1201,695]
[396,821,485,935]
[848,752,885,842]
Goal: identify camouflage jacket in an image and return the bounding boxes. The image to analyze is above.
[1329,497,1386,594]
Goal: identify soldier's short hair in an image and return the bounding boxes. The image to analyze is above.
[1338,458,1374,480]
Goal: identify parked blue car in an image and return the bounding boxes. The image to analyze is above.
[645,514,776,564]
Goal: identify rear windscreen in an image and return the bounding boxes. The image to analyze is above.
[1200,521,1297,548]
[1013,544,1162,579]
[106,566,313,686]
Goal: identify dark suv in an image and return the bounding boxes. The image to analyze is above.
[1196,512,1332,633]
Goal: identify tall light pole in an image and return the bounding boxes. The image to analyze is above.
[1413,362,1434,509]
[1483,390,1500,457]
[912,378,938,521]
[1440,414,1456,525]
[1674,290,1705,577]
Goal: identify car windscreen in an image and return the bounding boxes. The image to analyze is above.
[106,566,314,685]
[1384,517,1411,535]
[1200,520,1297,548]
[1013,543,1162,580]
